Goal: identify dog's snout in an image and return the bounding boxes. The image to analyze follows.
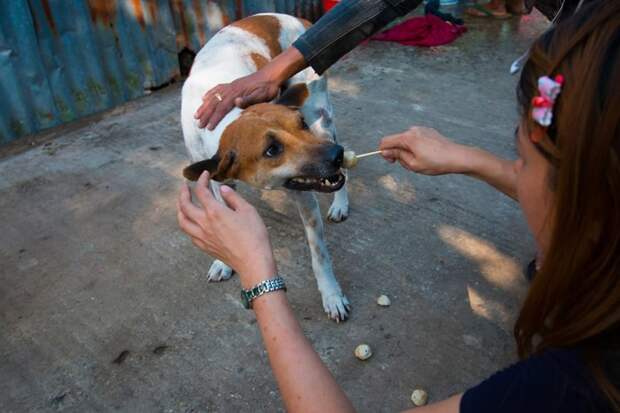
[327,144,344,168]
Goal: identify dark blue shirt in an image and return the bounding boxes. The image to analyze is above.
[461,349,615,412]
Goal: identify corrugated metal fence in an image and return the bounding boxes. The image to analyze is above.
[0,0,323,145]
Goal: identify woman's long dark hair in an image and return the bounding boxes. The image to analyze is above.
[514,1,620,409]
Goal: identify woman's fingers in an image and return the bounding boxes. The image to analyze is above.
[194,172,222,212]
[381,148,412,162]
[236,84,278,109]
[178,184,205,223]
[236,89,266,109]
[380,148,398,160]
[234,96,245,107]
[195,86,224,128]
[208,97,236,130]
[177,208,205,240]
[381,148,418,170]
[219,185,248,211]
[379,133,411,151]
[195,84,239,129]
[398,149,417,166]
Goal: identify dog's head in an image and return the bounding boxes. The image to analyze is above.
[184,101,345,193]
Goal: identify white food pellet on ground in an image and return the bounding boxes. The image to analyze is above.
[377,294,391,306]
[354,344,372,360]
[411,389,428,406]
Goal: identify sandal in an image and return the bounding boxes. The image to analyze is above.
[466,3,512,19]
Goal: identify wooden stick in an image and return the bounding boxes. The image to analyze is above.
[355,150,382,159]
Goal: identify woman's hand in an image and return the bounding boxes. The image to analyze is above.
[177,172,276,287]
[194,72,280,130]
[381,126,519,199]
[379,126,469,175]
[194,47,307,130]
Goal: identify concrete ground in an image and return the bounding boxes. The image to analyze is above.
[0,10,549,413]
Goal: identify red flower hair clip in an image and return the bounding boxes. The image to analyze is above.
[531,74,564,127]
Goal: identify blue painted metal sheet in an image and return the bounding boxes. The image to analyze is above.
[0,0,322,145]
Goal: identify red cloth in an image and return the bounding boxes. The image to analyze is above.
[371,14,467,47]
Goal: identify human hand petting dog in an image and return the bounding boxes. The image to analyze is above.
[379,126,471,175]
[194,47,308,130]
[194,72,280,130]
[177,172,276,288]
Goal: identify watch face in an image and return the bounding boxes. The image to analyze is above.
[240,290,250,309]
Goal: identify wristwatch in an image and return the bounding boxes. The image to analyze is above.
[240,276,287,309]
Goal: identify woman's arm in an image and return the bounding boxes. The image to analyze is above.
[177,173,355,412]
[195,0,423,129]
[379,127,518,200]
[251,268,356,413]
[292,0,423,76]
[460,146,517,200]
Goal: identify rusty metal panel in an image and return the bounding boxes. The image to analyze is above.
[169,0,322,53]
[0,0,322,144]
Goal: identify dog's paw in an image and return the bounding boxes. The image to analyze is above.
[321,292,351,322]
[206,260,233,282]
[327,201,349,223]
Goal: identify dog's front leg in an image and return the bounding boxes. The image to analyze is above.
[327,173,349,222]
[292,192,350,321]
[204,180,234,282]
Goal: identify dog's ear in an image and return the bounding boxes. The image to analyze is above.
[212,150,238,181]
[275,83,308,109]
[183,156,220,181]
[182,151,238,182]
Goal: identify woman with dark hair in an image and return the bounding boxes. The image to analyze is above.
[178,1,619,411]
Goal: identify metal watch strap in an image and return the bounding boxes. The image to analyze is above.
[240,276,286,309]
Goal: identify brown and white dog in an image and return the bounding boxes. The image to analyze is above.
[181,13,350,321]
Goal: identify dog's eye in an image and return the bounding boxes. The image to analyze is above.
[264,142,283,158]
